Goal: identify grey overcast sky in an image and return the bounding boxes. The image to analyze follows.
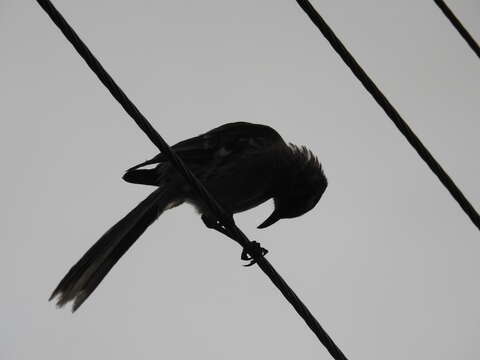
[1,1,479,359]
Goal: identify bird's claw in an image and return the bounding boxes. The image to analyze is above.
[241,241,268,267]
[202,215,268,266]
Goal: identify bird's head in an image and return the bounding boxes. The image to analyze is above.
[258,145,328,229]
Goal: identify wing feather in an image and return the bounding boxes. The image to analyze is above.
[126,122,281,171]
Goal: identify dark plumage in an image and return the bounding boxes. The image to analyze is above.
[50,122,327,311]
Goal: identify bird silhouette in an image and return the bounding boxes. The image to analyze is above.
[50,122,327,311]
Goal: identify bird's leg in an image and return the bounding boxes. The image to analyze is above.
[201,215,268,267]
[201,214,234,238]
[241,241,269,267]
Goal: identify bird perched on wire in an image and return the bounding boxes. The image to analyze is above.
[50,122,328,311]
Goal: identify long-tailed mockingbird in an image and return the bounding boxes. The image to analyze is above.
[50,122,328,311]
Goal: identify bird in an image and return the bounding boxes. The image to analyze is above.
[49,122,328,311]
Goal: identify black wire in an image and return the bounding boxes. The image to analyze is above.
[35,1,349,359]
[433,0,480,58]
[295,0,480,231]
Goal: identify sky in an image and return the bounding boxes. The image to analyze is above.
[1,1,479,359]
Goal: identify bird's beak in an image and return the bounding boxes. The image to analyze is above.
[257,210,281,229]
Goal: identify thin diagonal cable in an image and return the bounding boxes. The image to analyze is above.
[433,0,480,58]
[295,0,480,231]
[36,1,349,359]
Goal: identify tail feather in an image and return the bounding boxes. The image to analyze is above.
[50,187,173,311]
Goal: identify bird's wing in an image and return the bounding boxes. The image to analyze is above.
[127,122,282,171]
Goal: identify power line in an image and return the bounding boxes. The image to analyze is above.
[433,0,480,58]
[295,0,480,231]
[35,1,349,359]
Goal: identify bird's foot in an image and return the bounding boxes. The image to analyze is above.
[241,241,269,267]
[202,215,268,266]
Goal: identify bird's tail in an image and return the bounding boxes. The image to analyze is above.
[49,187,175,312]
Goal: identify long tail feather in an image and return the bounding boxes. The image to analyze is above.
[50,187,173,311]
